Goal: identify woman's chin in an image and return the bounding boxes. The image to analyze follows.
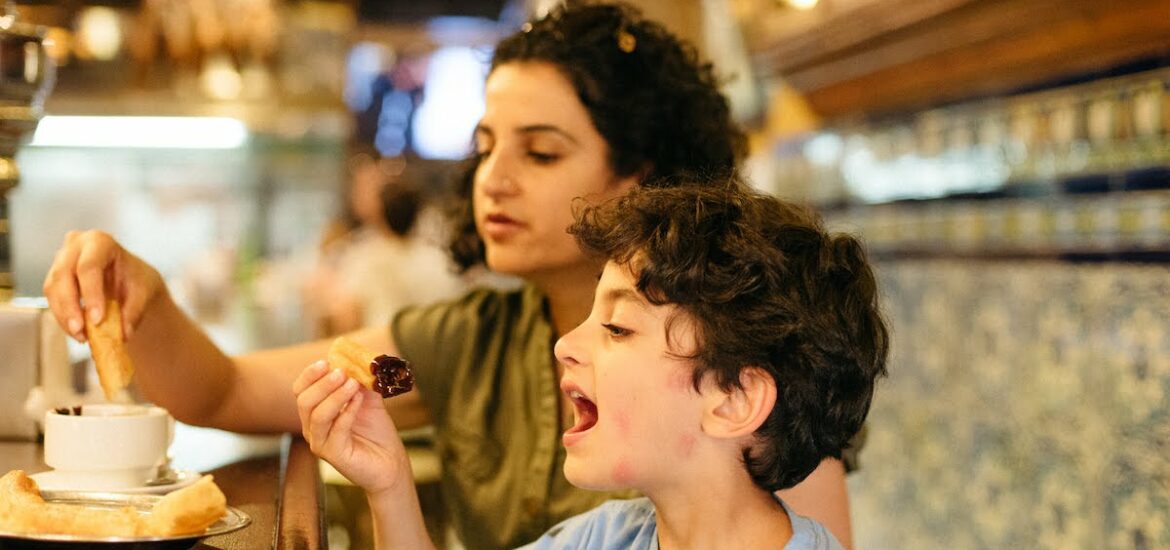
[483,249,530,276]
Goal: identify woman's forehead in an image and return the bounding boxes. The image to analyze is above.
[482,62,586,124]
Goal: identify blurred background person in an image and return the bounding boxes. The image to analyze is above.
[305,148,465,337]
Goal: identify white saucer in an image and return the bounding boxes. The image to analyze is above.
[29,468,202,495]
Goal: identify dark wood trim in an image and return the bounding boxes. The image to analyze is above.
[275,435,327,550]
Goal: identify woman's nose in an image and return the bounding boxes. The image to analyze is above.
[476,150,519,198]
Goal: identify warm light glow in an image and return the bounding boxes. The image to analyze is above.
[201,54,244,100]
[30,116,249,149]
[410,46,487,160]
[785,0,819,10]
[76,7,122,61]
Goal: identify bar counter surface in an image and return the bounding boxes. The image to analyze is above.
[0,429,325,550]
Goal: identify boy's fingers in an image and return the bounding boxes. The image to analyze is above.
[307,378,360,449]
[324,391,363,451]
[295,365,341,438]
[292,361,329,394]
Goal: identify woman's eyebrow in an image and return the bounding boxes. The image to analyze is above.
[517,124,579,145]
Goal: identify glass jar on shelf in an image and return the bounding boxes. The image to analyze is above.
[1128,77,1167,168]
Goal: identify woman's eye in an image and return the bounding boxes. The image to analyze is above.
[601,323,631,338]
[528,151,560,164]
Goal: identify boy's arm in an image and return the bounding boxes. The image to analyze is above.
[776,458,853,550]
[368,485,438,550]
[293,359,437,550]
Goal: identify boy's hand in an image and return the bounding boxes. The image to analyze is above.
[293,361,413,496]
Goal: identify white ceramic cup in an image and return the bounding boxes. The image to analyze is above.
[43,404,174,490]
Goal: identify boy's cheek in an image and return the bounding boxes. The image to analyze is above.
[610,407,632,438]
[676,433,696,459]
[666,370,691,394]
[610,457,635,485]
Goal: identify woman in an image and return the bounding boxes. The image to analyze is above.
[42,2,857,548]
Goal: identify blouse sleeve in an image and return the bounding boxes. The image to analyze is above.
[389,287,506,428]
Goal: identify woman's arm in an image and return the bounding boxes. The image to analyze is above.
[776,458,853,550]
[129,299,432,433]
[43,230,430,434]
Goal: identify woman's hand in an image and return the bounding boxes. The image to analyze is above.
[42,230,166,342]
[293,361,412,496]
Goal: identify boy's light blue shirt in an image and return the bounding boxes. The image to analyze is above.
[516,497,844,550]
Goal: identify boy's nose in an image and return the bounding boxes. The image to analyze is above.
[553,327,585,369]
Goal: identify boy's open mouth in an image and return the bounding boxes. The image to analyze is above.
[565,390,598,434]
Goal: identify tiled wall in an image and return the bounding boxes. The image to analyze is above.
[850,259,1170,549]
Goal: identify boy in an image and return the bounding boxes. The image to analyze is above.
[294,182,888,549]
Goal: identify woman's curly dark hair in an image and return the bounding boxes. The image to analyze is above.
[569,181,889,492]
[448,0,747,271]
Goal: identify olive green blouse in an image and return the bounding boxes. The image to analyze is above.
[392,284,864,550]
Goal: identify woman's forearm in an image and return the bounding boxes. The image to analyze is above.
[125,289,320,433]
[124,289,241,426]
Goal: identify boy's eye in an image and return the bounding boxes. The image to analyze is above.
[601,323,631,338]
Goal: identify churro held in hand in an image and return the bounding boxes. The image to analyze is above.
[86,298,135,400]
[327,336,414,398]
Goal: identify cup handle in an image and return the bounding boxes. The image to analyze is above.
[154,413,176,473]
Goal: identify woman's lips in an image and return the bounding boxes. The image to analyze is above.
[481,213,524,240]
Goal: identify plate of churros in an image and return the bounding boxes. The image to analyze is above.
[0,471,250,549]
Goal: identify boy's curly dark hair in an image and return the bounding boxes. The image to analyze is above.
[447,0,747,271]
[569,182,889,492]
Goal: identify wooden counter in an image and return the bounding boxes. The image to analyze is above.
[0,431,325,550]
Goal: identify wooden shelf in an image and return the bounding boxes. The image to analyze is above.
[741,0,1170,120]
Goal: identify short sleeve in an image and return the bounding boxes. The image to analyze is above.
[517,498,658,550]
[390,288,503,428]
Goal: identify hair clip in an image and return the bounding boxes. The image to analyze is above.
[616,28,636,53]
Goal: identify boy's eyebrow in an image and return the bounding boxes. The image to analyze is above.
[602,287,648,308]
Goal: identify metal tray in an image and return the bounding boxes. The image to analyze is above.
[0,490,250,549]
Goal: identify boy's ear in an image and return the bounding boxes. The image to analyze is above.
[700,367,777,439]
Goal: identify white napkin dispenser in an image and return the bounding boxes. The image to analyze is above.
[0,299,71,440]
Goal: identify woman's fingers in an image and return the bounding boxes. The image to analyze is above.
[115,258,151,339]
[42,230,125,342]
[43,255,85,341]
[43,232,88,341]
[73,232,117,325]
